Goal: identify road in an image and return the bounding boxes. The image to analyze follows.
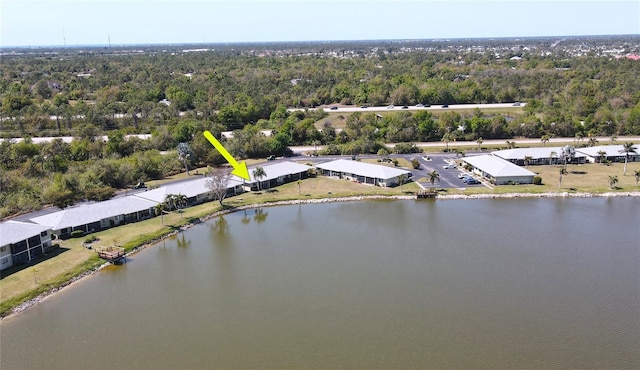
[289,102,525,113]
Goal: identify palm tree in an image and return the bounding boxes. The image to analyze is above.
[398,173,408,192]
[588,137,598,147]
[549,151,557,166]
[476,137,483,151]
[523,155,533,167]
[608,175,618,189]
[173,193,188,217]
[428,170,440,189]
[541,134,550,147]
[619,142,638,176]
[634,170,640,187]
[154,203,167,225]
[597,150,607,164]
[252,166,267,190]
[610,134,618,145]
[505,140,516,149]
[558,168,567,189]
[575,132,584,144]
[441,132,455,152]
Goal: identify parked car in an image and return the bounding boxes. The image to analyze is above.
[458,173,466,179]
[330,106,338,110]
[442,104,449,108]
[443,164,455,169]
[133,182,147,189]
[416,103,424,108]
[513,101,521,106]
[267,155,276,161]
[387,105,395,109]
[360,105,369,108]
[401,106,409,109]
[464,177,480,184]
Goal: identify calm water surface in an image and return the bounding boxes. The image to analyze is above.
[1,198,639,369]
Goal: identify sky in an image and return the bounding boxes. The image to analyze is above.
[1,0,639,47]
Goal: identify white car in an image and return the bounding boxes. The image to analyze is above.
[443,164,455,169]
[386,105,395,109]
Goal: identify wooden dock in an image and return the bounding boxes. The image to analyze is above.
[95,246,126,263]
[417,190,438,199]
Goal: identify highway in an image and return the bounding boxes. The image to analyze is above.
[288,102,525,113]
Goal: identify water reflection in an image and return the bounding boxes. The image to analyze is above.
[253,208,268,223]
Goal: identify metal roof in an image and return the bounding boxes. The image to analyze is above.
[0,220,52,246]
[576,144,639,157]
[315,159,411,180]
[248,161,311,182]
[464,155,536,178]
[492,147,586,160]
[29,196,158,230]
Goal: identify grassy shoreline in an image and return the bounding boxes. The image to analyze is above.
[2,163,639,319]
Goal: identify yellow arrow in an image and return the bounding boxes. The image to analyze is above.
[203,130,250,180]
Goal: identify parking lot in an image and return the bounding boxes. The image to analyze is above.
[412,154,486,189]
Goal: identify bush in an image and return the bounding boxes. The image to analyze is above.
[411,158,420,169]
[533,176,543,185]
[70,230,85,238]
[83,235,98,243]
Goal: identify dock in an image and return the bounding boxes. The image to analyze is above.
[95,246,126,263]
[416,190,438,199]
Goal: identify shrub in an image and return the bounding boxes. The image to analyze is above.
[70,230,85,238]
[411,159,420,169]
[533,176,543,185]
[83,235,98,243]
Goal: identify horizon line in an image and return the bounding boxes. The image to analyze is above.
[2,34,639,50]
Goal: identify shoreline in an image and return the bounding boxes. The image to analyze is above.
[2,190,639,319]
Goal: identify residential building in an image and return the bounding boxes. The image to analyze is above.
[315,159,411,187]
[0,220,53,270]
[463,155,536,185]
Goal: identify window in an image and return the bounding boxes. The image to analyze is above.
[41,231,48,237]
[0,246,6,252]
[1,257,8,264]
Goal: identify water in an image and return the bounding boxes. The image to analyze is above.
[1,198,639,369]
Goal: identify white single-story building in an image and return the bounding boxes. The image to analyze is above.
[247,161,311,191]
[30,196,158,239]
[134,176,245,206]
[576,145,640,163]
[0,220,53,270]
[492,147,587,166]
[315,159,411,187]
[463,155,536,185]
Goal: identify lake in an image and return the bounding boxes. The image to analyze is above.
[1,198,639,369]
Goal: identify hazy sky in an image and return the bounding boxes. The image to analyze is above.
[1,0,639,47]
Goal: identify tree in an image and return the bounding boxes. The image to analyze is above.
[154,202,167,225]
[524,155,533,167]
[541,134,550,146]
[506,140,516,149]
[549,151,557,166]
[618,142,637,176]
[597,150,607,164]
[441,132,455,152]
[608,175,618,189]
[558,167,567,189]
[398,173,408,192]
[252,166,267,190]
[206,166,232,205]
[476,137,483,151]
[428,170,440,189]
[560,145,575,169]
[634,170,640,187]
[165,193,187,217]
[588,137,598,147]
[177,142,194,175]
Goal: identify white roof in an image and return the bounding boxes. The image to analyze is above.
[0,220,52,246]
[134,176,245,203]
[30,196,157,230]
[493,146,586,160]
[248,161,311,182]
[464,155,536,178]
[316,159,411,180]
[576,144,638,157]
